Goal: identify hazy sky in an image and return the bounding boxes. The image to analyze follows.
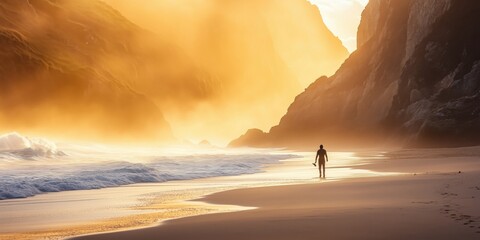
[309,0,369,52]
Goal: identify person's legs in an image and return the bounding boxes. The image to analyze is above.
[318,165,322,178]
[320,162,326,179]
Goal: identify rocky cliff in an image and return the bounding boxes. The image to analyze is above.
[0,0,209,141]
[230,0,480,148]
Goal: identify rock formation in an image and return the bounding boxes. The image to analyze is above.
[0,0,206,141]
[230,0,480,148]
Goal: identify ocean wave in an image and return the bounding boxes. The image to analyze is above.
[0,132,64,159]
[0,153,298,200]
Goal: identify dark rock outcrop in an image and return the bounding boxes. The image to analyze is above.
[229,129,270,148]
[230,0,480,148]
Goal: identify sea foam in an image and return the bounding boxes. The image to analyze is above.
[0,133,298,200]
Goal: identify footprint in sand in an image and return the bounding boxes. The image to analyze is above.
[439,181,480,233]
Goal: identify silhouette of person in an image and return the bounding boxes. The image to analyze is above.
[314,144,328,178]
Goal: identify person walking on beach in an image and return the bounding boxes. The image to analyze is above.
[314,144,328,178]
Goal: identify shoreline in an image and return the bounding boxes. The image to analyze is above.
[74,147,480,240]
[0,151,396,240]
[0,155,307,240]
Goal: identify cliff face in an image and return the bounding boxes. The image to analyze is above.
[389,1,480,146]
[230,0,480,148]
[0,0,209,141]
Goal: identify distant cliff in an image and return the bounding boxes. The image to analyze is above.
[103,0,349,142]
[230,0,480,148]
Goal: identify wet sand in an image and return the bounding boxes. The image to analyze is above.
[74,147,480,240]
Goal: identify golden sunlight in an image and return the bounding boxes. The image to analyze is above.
[0,0,352,145]
[2,1,479,239]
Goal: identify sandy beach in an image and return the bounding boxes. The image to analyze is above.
[72,147,480,240]
[2,150,388,240]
